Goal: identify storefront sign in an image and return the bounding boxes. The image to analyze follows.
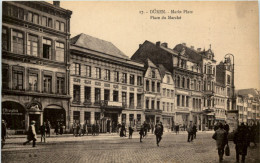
[2,108,23,115]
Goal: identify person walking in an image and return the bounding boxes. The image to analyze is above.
[23,121,37,147]
[129,125,134,139]
[73,122,77,136]
[139,125,144,142]
[175,124,179,135]
[82,121,87,136]
[92,124,96,136]
[143,122,148,137]
[46,120,51,137]
[55,122,60,135]
[40,122,46,143]
[2,120,7,148]
[155,122,163,147]
[234,123,250,163]
[193,124,197,139]
[59,123,64,135]
[187,122,193,142]
[212,123,228,162]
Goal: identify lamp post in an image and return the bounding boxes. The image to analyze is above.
[224,53,235,110]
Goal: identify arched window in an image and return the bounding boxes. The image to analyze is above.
[194,79,197,90]
[187,78,190,89]
[182,77,185,88]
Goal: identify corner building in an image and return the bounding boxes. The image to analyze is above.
[69,33,144,132]
[1,1,72,133]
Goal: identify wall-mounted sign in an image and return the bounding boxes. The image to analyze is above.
[2,108,23,115]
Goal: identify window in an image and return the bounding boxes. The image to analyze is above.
[104,69,110,81]
[55,20,60,30]
[171,90,174,97]
[95,88,101,103]
[163,102,165,111]
[151,100,155,109]
[114,71,119,82]
[104,89,110,101]
[152,70,155,78]
[157,101,160,110]
[29,73,38,92]
[84,112,91,124]
[198,81,201,91]
[227,88,231,96]
[48,18,53,27]
[2,65,9,89]
[2,28,8,50]
[137,76,143,86]
[152,81,155,92]
[167,76,170,83]
[193,99,195,108]
[84,87,91,102]
[186,97,189,107]
[182,77,185,88]
[42,16,47,26]
[113,91,118,102]
[130,74,135,85]
[86,66,91,77]
[75,63,81,76]
[122,73,127,83]
[194,80,197,90]
[43,38,52,59]
[43,75,52,93]
[56,77,65,94]
[12,69,23,90]
[122,92,127,106]
[56,42,64,62]
[187,79,190,89]
[137,94,142,108]
[33,14,39,24]
[61,22,65,32]
[177,95,180,106]
[227,75,231,84]
[96,67,101,79]
[182,95,185,106]
[157,83,160,92]
[146,99,149,109]
[177,76,180,87]
[129,93,134,108]
[167,89,170,97]
[171,103,173,112]
[163,88,166,96]
[12,31,24,54]
[27,34,38,56]
[73,111,80,123]
[167,103,169,112]
[28,12,33,22]
[11,6,18,17]
[129,114,134,125]
[146,80,150,91]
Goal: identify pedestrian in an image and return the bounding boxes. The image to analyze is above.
[23,121,37,147]
[151,122,154,134]
[55,122,60,135]
[77,123,81,136]
[139,125,144,142]
[155,122,163,147]
[46,120,51,137]
[96,123,100,136]
[40,122,46,143]
[224,121,229,134]
[59,123,63,135]
[92,124,96,136]
[234,123,250,163]
[120,123,126,137]
[73,122,77,136]
[2,120,7,148]
[175,124,179,135]
[117,123,121,134]
[129,126,134,139]
[82,121,87,136]
[212,123,228,162]
[187,122,193,142]
[193,124,197,139]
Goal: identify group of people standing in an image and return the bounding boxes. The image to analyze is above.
[139,122,164,146]
[72,122,100,137]
[186,122,198,142]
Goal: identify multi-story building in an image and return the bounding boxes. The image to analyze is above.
[69,33,144,132]
[1,1,72,133]
[214,82,226,123]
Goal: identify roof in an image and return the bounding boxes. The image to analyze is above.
[173,44,203,63]
[237,88,259,97]
[157,64,171,78]
[70,33,130,60]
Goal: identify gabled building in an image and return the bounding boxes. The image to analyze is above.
[2,1,72,133]
[69,33,145,132]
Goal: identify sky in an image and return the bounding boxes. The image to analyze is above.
[59,1,259,90]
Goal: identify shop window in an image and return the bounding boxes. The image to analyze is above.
[43,75,52,93]
[29,73,38,92]
[12,30,24,54]
[121,114,126,124]
[75,63,81,76]
[157,101,160,110]
[84,86,91,102]
[2,28,8,51]
[43,38,52,59]
[137,76,143,86]
[129,93,134,108]
[114,71,119,82]
[113,91,118,102]
[86,66,91,77]
[122,92,127,106]
[73,111,80,124]
[137,94,142,108]
[96,67,101,79]
[104,89,110,101]
[84,112,91,125]
[73,85,80,103]
[122,73,127,83]
[57,76,65,94]
[104,69,110,81]
[56,42,64,62]
[27,34,38,56]
[129,114,134,126]
[12,69,23,90]
[95,88,101,103]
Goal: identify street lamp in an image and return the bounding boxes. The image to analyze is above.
[224,53,235,110]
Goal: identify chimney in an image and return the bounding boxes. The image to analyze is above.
[190,46,194,49]
[161,42,168,48]
[197,48,201,52]
[182,43,186,46]
[53,1,60,7]
[156,41,161,46]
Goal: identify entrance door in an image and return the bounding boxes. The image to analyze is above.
[111,114,118,132]
[29,114,40,133]
[107,120,111,132]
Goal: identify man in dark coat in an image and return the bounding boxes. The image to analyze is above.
[23,121,37,147]
[212,123,228,162]
[187,122,193,142]
[2,120,7,148]
[175,124,180,135]
[128,126,134,139]
[155,122,163,146]
[234,123,250,163]
[139,125,144,142]
[224,121,230,133]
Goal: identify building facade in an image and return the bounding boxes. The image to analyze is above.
[1,1,72,133]
[69,33,144,132]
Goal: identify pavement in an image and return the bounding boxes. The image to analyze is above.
[2,131,260,163]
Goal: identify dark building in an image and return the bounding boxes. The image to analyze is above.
[1,1,72,133]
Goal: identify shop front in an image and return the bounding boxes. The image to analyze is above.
[43,105,66,131]
[162,114,174,132]
[145,109,162,125]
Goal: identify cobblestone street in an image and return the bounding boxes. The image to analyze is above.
[2,132,260,163]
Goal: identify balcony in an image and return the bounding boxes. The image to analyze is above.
[204,90,214,96]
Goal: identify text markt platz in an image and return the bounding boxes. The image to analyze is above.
[150,9,193,20]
